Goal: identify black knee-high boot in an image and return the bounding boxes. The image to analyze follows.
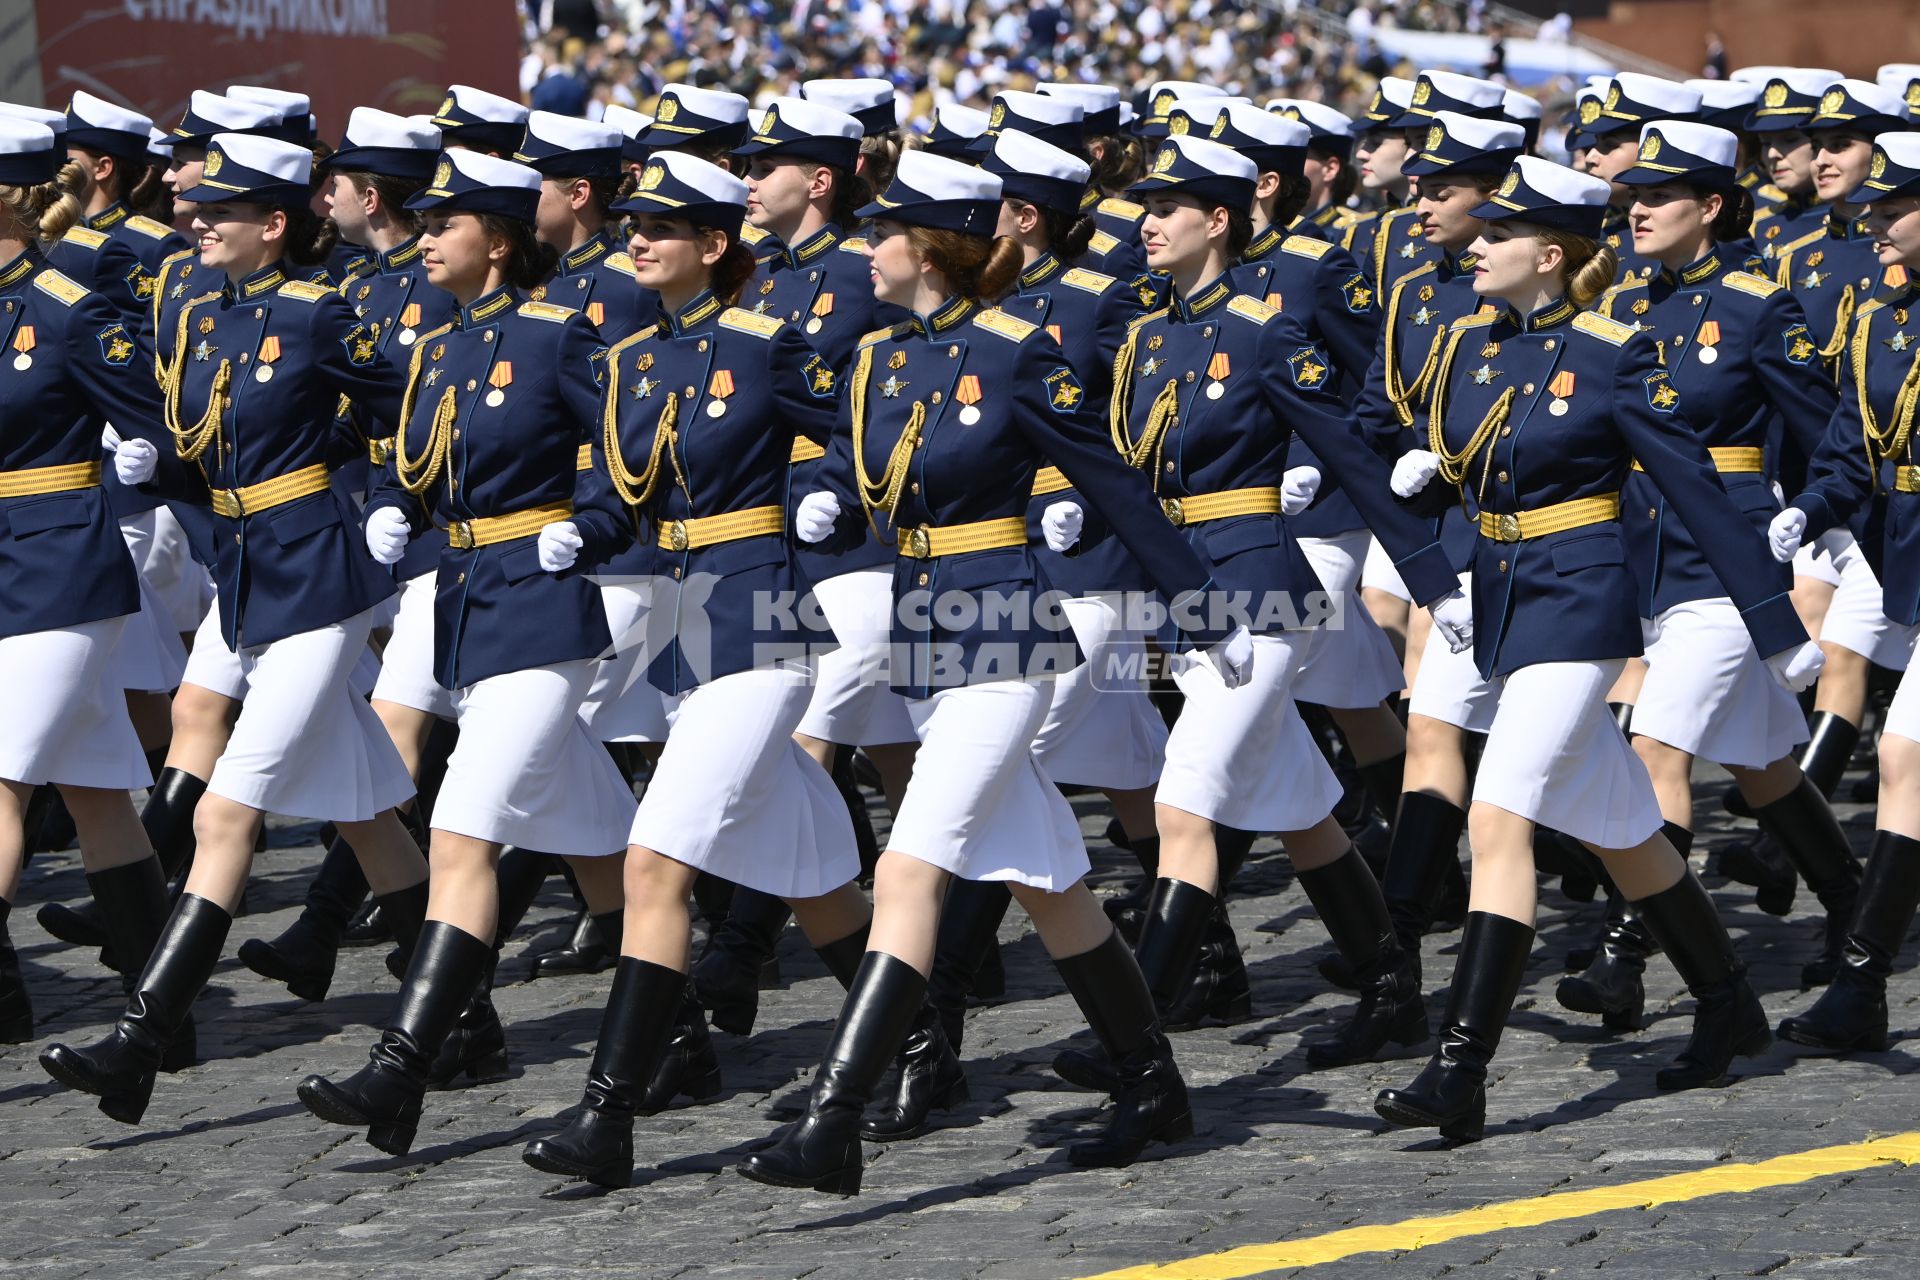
[861,884,997,1142]
[638,978,722,1117]
[1632,872,1771,1089]
[1055,928,1193,1168]
[1752,777,1863,987]
[1375,911,1535,1143]
[1320,793,1467,990]
[37,768,208,954]
[85,857,197,1071]
[492,846,556,951]
[522,956,688,1187]
[1053,878,1216,1091]
[1358,753,1407,836]
[529,908,619,979]
[692,886,792,1035]
[739,951,926,1196]
[1780,830,1920,1052]
[1104,835,1161,945]
[1297,848,1429,1068]
[0,897,32,1044]
[1557,822,1688,1031]
[236,836,370,1001]
[40,894,230,1123]
[297,921,490,1154]
[1160,827,1257,1030]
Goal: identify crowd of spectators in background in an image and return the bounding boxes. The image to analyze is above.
[516,0,1541,129]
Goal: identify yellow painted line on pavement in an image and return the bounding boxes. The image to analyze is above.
[1077,1131,1920,1279]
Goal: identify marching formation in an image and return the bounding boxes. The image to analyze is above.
[4,59,1920,1195]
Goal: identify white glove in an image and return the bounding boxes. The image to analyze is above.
[1766,641,1825,693]
[537,520,583,572]
[1391,449,1441,499]
[114,436,158,486]
[1768,506,1808,564]
[1429,589,1474,654]
[364,505,411,565]
[1206,625,1254,690]
[1280,465,1321,516]
[1041,500,1084,552]
[796,490,841,544]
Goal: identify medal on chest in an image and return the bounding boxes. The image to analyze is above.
[255,335,281,382]
[486,361,512,407]
[707,369,734,417]
[10,324,33,371]
[1547,371,1574,416]
[955,375,983,425]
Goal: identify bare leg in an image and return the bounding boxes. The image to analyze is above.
[1362,587,1411,667]
[125,692,173,753]
[1813,644,1870,726]
[1727,757,1803,811]
[620,845,699,971]
[562,853,626,916]
[1877,734,1920,840]
[1465,802,1539,923]
[0,780,27,902]
[1105,786,1158,843]
[1329,703,1407,767]
[1404,713,1472,807]
[1632,735,1698,831]
[371,699,436,788]
[1154,802,1219,893]
[864,849,951,975]
[1277,813,1357,871]
[1606,658,1646,709]
[422,829,499,941]
[182,793,265,913]
[335,812,430,895]
[787,881,872,948]
[1010,880,1112,959]
[163,683,240,779]
[59,787,156,873]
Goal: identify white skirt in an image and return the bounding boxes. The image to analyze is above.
[1878,626,1920,744]
[369,570,457,719]
[579,579,670,743]
[106,572,189,693]
[0,617,151,789]
[207,607,416,822]
[796,566,917,746]
[632,664,859,897]
[1289,530,1408,708]
[181,593,249,700]
[433,658,634,855]
[1632,597,1809,768]
[1407,572,1500,732]
[1361,533,1414,603]
[120,507,212,633]
[1029,593,1167,791]
[890,677,1088,889]
[1817,533,1912,670]
[1473,658,1664,850]
[1156,632,1346,833]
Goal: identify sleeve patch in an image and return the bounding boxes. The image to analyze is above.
[1783,323,1817,364]
[718,307,784,338]
[588,346,609,389]
[1645,369,1680,412]
[1340,273,1376,314]
[1289,345,1331,389]
[801,353,837,398]
[1044,366,1085,412]
[97,323,135,366]
[125,263,158,302]
[343,322,379,366]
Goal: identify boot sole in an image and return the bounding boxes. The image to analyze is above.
[39,1048,152,1124]
[1373,1094,1484,1142]
[296,1079,417,1155]
[737,1159,861,1195]
[522,1143,631,1188]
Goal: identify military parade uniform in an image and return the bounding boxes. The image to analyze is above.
[1377,156,1810,1144]
[1774,133,1920,1057]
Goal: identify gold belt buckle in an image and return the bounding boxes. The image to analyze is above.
[448,522,475,550]
[1496,513,1522,543]
[905,525,932,559]
[666,519,690,551]
[1161,497,1186,527]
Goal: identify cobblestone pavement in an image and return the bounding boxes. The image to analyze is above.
[4,764,1918,1280]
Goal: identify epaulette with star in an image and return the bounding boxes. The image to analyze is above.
[277,279,333,302]
[974,310,1037,342]
[1087,230,1119,256]
[518,300,578,322]
[719,307,784,338]
[1573,312,1638,346]
[32,269,88,307]
[1279,234,1334,260]
[59,227,110,252]
[1226,295,1278,325]
[1059,267,1119,296]
[1724,271,1784,299]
